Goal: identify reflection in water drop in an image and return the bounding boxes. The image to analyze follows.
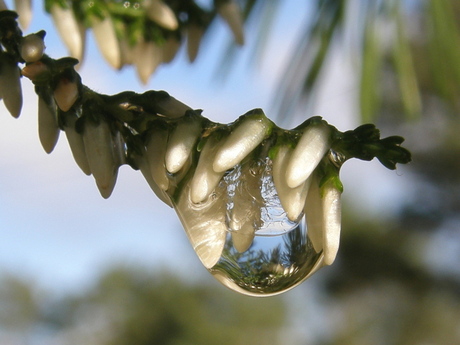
[212,220,323,296]
[225,157,300,237]
[173,155,324,297]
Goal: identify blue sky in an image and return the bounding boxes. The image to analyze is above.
[0,1,412,295]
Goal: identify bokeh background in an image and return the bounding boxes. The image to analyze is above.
[0,1,459,344]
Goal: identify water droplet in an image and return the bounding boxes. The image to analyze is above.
[146,112,337,296]
[329,149,346,168]
[212,220,323,296]
[172,155,324,296]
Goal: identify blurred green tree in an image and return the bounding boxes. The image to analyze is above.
[0,267,287,344]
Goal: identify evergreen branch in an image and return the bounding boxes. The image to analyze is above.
[332,124,412,170]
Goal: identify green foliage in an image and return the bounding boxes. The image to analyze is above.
[0,267,286,344]
[88,268,285,345]
[240,0,460,122]
[332,123,411,170]
[323,216,460,345]
[0,274,43,330]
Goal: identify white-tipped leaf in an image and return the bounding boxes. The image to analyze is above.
[231,224,255,253]
[190,135,227,204]
[187,24,204,62]
[155,95,191,118]
[38,97,60,154]
[20,34,46,63]
[119,38,134,66]
[273,145,312,221]
[74,22,87,70]
[146,126,170,191]
[217,0,244,45]
[50,4,83,60]
[21,61,49,81]
[176,184,227,269]
[228,162,263,253]
[112,130,126,167]
[0,57,22,118]
[144,0,178,30]
[165,118,202,174]
[83,119,118,198]
[134,40,163,84]
[213,112,271,173]
[286,123,331,189]
[168,152,193,193]
[15,0,32,29]
[64,115,91,175]
[162,36,181,63]
[133,149,172,207]
[304,172,323,253]
[92,15,121,69]
[53,78,78,112]
[322,182,342,265]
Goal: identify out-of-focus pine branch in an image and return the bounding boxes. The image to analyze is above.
[7,0,460,122]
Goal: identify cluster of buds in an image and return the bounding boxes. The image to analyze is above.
[3,0,244,83]
[42,0,245,83]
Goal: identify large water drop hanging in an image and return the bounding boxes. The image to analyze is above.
[173,153,325,297]
[137,110,342,296]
